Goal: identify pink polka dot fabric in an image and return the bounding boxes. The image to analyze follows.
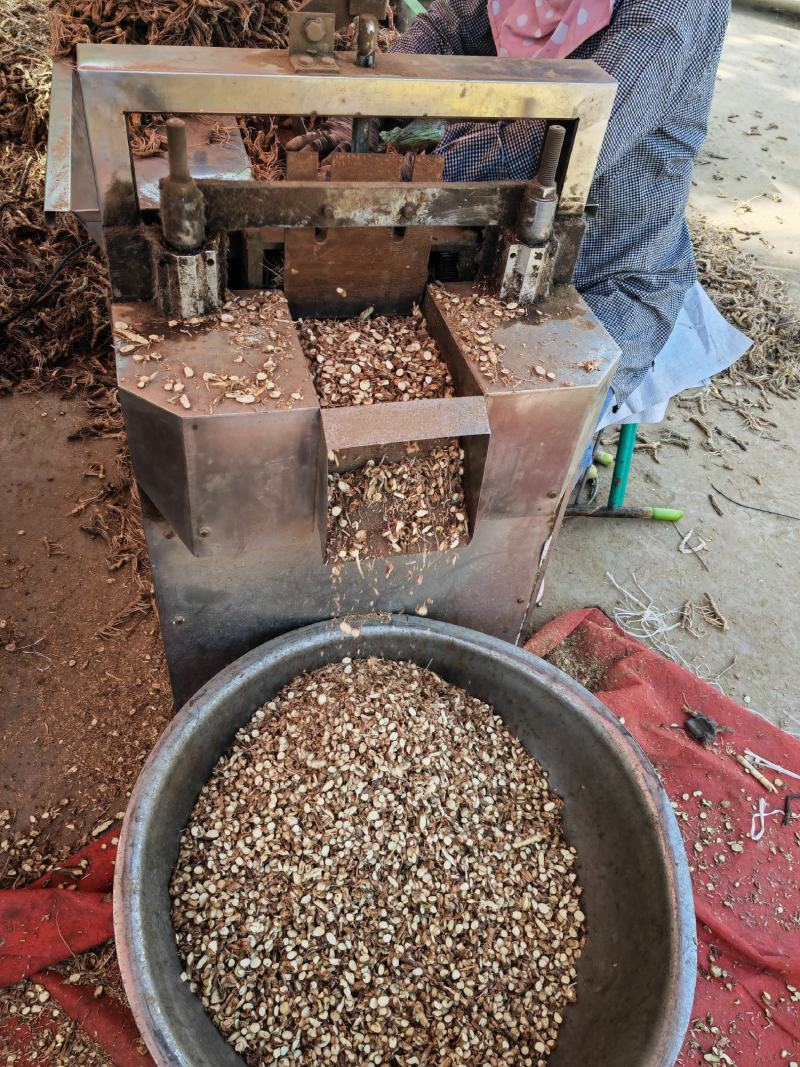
[488,0,612,59]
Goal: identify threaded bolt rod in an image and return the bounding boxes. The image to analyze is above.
[537,124,566,186]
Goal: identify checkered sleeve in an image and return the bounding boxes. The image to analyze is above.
[389,0,496,56]
[390,0,729,402]
[390,0,543,180]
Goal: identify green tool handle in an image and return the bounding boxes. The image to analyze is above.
[608,422,638,510]
[567,506,684,521]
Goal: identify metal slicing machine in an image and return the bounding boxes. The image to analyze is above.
[45,5,620,705]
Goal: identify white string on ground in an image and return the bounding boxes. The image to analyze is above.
[750,797,785,842]
[606,573,800,737]
[606,571,713,678]
[744,749,800,782]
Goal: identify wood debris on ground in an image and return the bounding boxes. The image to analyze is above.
[633,428,691,462]
[326,441,469,564]
[431,285,526,385]
[171,657,586,1067]
[0,147,110,390]
[299,308,455,407]
[691,216,800,396]
[0,945,139,1067]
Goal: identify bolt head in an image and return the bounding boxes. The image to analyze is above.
[303,16,326,43]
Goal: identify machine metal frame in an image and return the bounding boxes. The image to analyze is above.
[49,46,615,223]
[46,46,620,705]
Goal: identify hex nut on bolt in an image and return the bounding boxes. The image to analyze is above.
[303,17,325,43]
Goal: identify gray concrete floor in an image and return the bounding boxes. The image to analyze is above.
[692,6,800,303]
[532,5,800,734]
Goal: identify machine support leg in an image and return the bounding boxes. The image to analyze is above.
[608,422,638,510]
[352,118,371,153]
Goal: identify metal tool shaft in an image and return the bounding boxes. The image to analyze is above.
[161,117,205,252]
[356,14,378,68]
[166,117,191,182]
[518,123,566,245]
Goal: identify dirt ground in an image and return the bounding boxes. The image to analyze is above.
[534,3,800,736]
[1,3,798,870]
[0,392,170,867]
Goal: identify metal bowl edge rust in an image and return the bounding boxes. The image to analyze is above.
[114,615,696,1067]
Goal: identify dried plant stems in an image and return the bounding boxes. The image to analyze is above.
[0,147,110,390]
[171,657,586,1067]
[691,216,800,396]
[48,0,298,56]
[0,0,51,147]
[326,441,469,564]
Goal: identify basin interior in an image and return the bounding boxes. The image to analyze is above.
[117,618,694,1067]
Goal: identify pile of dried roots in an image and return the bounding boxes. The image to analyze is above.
[0,147,110,390]
[48,0,298,55]
[691,216,800,396]
[0,1,51,146]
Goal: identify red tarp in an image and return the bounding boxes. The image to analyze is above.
[2,609,799,1064]
[0,826,154,1067]
[526,608,800,1065]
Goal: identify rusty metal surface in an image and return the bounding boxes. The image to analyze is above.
[329,153,403,181]
[115,616,696,1067]
[239,224,478,289]
[73,46,616,224]
[321,394,490,452]
[411,154,445,181]
[496,239,555,304]
[152,241,222,319]
[133,116,252,211]
[284,226,432,316]
[239,227,285,287]
[58,44,623,707]
[114,295,320,556]
[114,296,317,418]
[287,11,338,73]
[284,150,320,180]
[427,281,616,393]
[44,76,251,233]
[199,178,524,232]
[117,283,617,703]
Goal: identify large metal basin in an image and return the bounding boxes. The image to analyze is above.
[115,616,696,1067]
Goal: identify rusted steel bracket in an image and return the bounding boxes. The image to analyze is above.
[287,11,338,73]
[198,179,525,232]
